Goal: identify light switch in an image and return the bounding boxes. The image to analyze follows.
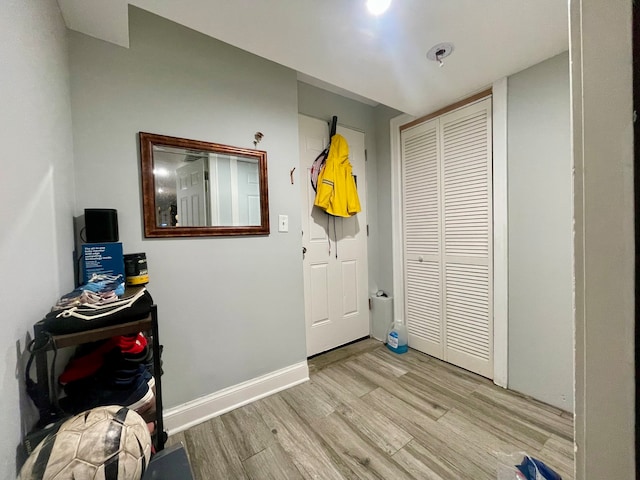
[278,214,289,233]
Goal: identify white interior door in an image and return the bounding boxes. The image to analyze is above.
[176,157,209,226]
[441,99,493,378]
[402,118,444,359]
[299,115,369,357]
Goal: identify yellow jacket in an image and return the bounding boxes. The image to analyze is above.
[314,134,361,217]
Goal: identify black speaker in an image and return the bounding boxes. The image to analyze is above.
[84,208,119,243]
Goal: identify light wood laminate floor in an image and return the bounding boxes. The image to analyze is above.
[167,339,574,480]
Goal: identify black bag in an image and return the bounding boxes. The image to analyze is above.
[310,115,338,192]
[35,288,153,337]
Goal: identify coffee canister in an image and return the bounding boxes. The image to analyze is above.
[124,253,149,286]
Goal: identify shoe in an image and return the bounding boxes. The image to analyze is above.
[60,368,154,415]
[59,332,150,385]
[115,332,147,355]
[58,340,117,385]
[122,344,163,377]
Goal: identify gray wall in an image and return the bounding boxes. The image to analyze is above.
[507,52,573,410]
[69,8,306,408]
[0,0,76,476]
[297,83,400,297]
[373,104,402,296]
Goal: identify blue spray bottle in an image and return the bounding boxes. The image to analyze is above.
[386,318,408,354]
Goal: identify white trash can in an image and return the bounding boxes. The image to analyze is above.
[370,294,393,342]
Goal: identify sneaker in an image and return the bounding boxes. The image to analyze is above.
[114,332,148,355]
[122,344,163,377]
[58,340,117,385]
[60,369,155,415]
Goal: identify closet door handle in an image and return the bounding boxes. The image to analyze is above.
[418,256,424,262]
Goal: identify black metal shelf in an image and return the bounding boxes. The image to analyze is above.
[32,305,166,451]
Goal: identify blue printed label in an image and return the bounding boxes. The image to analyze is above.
[388,331,399,349]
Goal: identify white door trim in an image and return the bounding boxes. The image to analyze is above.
[390,113,414,325]
[390,88,508,387]
[492,78,509,388]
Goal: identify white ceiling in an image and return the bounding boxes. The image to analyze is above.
[58,0,569,116]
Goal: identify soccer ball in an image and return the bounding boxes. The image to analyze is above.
[18,405,152,480]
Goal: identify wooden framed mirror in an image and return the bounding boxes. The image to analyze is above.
[139,132,269,237]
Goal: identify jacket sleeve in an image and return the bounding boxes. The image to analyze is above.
[346,173,361,216]
[314,162,335,213]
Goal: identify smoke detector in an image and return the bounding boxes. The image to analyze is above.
[427,43,454,67]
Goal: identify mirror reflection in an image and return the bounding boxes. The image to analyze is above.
[153,146,261,228]
[139,132,269,238]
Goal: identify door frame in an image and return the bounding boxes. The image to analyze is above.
[390,82,509,387]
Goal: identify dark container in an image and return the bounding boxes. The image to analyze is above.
[124,253,149,286]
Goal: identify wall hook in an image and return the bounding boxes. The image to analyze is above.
[253,131,264,148]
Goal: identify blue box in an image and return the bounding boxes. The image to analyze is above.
[81,242,124,284]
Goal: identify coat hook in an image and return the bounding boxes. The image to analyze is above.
[253,131,264,148]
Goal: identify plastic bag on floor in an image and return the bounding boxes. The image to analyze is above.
[497,452,562,480]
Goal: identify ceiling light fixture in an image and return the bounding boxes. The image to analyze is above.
[427,42,454,68]
[366,0,391,16]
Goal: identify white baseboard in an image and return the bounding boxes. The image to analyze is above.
[163,361,309,435]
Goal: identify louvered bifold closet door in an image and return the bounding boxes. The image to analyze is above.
[401,119,444,359]
[440,98,493,378]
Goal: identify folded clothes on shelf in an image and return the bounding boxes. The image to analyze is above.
[53,274,126,310]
